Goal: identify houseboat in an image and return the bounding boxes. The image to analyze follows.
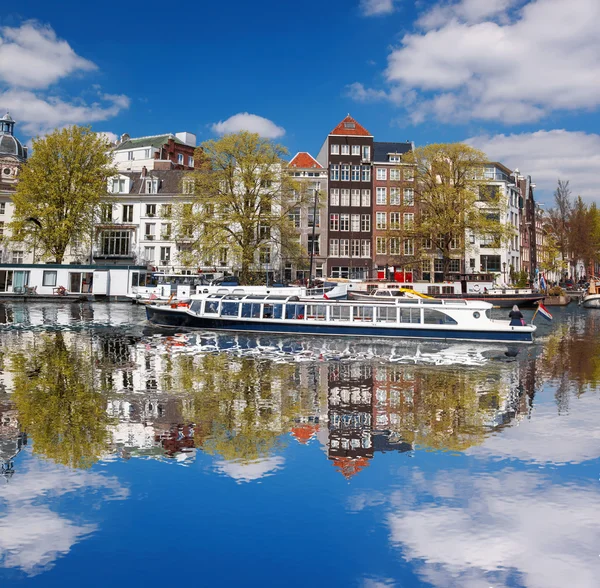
[145,292,537,343]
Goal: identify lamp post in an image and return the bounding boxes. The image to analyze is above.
[26,217,42,263]
[308,182,320,288]
[502,261,506,284]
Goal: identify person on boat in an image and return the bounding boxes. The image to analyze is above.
[508,305,525,326]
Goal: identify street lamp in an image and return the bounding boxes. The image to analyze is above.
[308,182,320,288]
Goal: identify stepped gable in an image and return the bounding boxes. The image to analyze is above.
[289,152,322,169]
[329,115,372,137]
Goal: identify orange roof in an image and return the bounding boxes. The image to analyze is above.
[290,423,319,444]
[331,456,370,479]
[289,152,322,169]
[329,115,372,137]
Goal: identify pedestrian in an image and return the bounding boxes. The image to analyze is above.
[508,304,525,326]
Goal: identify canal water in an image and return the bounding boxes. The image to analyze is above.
[0,302,597,587]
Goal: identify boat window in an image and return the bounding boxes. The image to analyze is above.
[399,307,420,323]
[190,300,202,314]
[377,306,397,322]
[390,290,404,297]
[285,304,305,319]
[221,302,239,317]
[263,303,282,318]
[427,286,440,295]
[241,302,262,318]
[330,305,351,321]
[306,304,326,320]
[204,300,220,314]
[398,299,419,304]
[423,309,457,325]
[422,299,444,305]
[378,290,391,296]
[485,309,491,319]
[354,306,373,321]
[272,304,283,319]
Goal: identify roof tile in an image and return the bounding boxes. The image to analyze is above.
[289,152,323,168]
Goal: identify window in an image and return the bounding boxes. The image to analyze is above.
[361,189,371,206]
[423,236,432,249]
[403,189,414,206]
[183,179,195,194]
[188,156,194,167]
[362,146,371,161]
[376,237,386,254]
[376,187,387,205]
[361,166,371,182]
[100,230,131,256]
[127,151,134,161]
[389,238,400,255]
[289,207,301,228]
[434,258,444,272]
[340,239,350,256]
[340,189,350,206]
[329,239,339,256]
[404,239,414,256]
[389,154,401,163]
[390,188,400,205]
[146,179,158,194]
[146,204,157,217]
[361,240,371,258]
[329,214,339,231]
[352,145,360,156]
[307,235,320,255]
[351,214,360,232]
[144,149,150,159]
[341,165,350,181]
[331,144,339,155]
[390,169,400,181]
[422,259,431,279]
[122,205,133,223]
[43,271,57,287]
[351,189,360,207]
[376,212,386,229]
[144,246,155,262]
[351,165,360,181]
[112,178,127,193]
[161,223,172,239]
[341,144,350,155]
[178,154,184,165]
[162,204,172,217]
[481,234,499,248]
[0,203,5,214]
[340,214,350,231]
[145,223,156,240]
[449,259,461,272]
[376,168,387,181]
[404,169,414,181]
[12,250,24,263]
[330,189,339,206]
[450,236,458,249]
[308,209,319,228]
[331,266,350,279]
[0,221,3,237]
[160,246,171,263]
[330,165,339,181]
[101,204,113,223]
[361,214,371,232]
[390,212,400,229]
[351,239,360,257]
[479,185,500,201]
[403,213,414,227]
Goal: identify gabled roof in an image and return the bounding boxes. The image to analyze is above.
[290,424,319,445]
[373,141,413,162]
[111,169,187,194]
[331,456,370,479]
[113,134,186,152]
[329,115,372,137]
[289,152,323,169]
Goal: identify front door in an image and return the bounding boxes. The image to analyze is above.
[69,272,82,293]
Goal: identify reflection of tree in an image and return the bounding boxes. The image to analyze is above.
[11,333,113,469]
[175,354,303,462]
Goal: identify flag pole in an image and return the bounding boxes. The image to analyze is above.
[531,301,540,324]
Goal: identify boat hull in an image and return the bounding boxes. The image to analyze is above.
[581,294,600,308]
[145,306,534,343]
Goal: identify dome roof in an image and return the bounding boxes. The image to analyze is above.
[0,133,26,160]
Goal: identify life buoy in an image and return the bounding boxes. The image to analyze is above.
[297,314,304,319]
[473,284,480,292]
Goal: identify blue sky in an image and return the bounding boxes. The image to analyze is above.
[2,0,599,203]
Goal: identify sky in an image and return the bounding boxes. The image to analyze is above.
[1,0,599,204]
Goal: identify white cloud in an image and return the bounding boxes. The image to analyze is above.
[350,0,600,124]
[0,22,128,137]
[96,131,119,144]
[467,129,600,203]
[0,21,96,89]
[360,0,398,16]
[214,456,285,483]
[211,112,285,139]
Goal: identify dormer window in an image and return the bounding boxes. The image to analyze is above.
[112,178,128,193]
[146,179,159,194]
[389,154,401,163]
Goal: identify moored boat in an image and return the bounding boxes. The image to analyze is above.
[580,278,600,308]
[145,292,537,343]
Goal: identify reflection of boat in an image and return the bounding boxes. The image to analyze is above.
[580,278,600,308]
[146,292,537,343]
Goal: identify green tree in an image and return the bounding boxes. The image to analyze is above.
[176,132,309,283]
[10,333,113,468]
[546,179,573,267]
[8,125,115,263]
[403,143,511,280]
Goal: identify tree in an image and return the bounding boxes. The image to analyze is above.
[402,143,511,280]
[176,132,309,283]
[8,125,115,263]
[546,179,573,267]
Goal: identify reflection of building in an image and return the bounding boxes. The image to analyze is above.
[0,402,27,480]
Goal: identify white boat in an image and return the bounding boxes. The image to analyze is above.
[349,287,431,301]
[580,278,600,308]
[146,292,537,343]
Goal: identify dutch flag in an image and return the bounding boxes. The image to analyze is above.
[537,302,553,321]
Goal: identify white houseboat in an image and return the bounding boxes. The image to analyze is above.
[145,293,537,343]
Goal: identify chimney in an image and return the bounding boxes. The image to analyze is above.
[141,166,147,177]
[120,133,130,144]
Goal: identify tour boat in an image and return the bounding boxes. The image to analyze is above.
[348,287,431,301]
[580,278,600,308]
[145,293,537,343]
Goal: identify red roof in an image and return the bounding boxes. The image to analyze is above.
[289,152,322,169]
[331,456,370,479]
[329,115,372,137]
